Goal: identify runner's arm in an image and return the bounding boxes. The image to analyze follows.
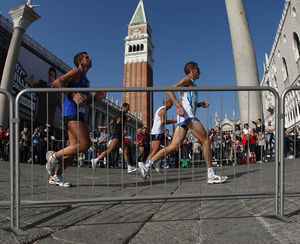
[159,109,176,125]
[166,77,192,108]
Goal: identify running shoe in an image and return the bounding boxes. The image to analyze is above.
[138,162,150,179]
[207,174,228,184]
[127,165,137,174]
[91,158,98,170]
[46,151,59,176]
[155,164,163,173]
[49,174,70,187]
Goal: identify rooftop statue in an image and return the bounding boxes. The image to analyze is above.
[26,0,40,9]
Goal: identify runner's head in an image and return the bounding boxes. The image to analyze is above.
[122,103,130,113]
[184,61,200,80]
[163,97,173,109]
[73,52,92,69]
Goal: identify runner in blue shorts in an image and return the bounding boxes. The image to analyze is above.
[139,62,228,184]
[46,52,106,187]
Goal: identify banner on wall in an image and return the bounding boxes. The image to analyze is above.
[13,47,67,129]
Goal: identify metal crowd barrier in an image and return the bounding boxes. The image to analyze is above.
[0,89,16,233]
[11,86,282,234]
[280,86,300,222]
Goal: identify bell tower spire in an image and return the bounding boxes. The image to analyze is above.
[123,0,154,128]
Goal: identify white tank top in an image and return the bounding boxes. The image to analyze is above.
[177,80,198,124]
[151,106,166,135]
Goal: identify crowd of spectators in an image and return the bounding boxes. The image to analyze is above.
[2,119,299,168]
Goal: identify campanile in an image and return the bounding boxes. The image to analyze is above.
[123,0,154,128]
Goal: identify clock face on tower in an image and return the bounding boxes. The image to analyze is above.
[133,28,141,35]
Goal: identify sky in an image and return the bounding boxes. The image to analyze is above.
[0,0,285,130]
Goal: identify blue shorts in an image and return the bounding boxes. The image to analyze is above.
[178,117,200,130]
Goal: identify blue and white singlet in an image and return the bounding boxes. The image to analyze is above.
[177,79,200,126]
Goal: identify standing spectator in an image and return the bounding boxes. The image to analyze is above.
[209,128,216,160]
[87,131,97,167]
[224,133,232,165]
[248,129,257,163]
[283,128,290,158]
[265,120,275,156]
[3,128,10,161]
[98,127,109,155]
[193,140,202,166]
[214,128,223,165]
[0,126,6,160]
[253,119,265,134]
[20,128,30,163]
[256,130,265,163]
[241,123,249,138]
[234,124,241,140]
[288,127,299,159]
[40,124,53,165]
[32,127,41,164]
[141,127,150,160]
[136,127,149,162]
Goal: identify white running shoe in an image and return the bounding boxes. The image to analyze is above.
[127,166,137,174]
[207,174,228,184]
[91,158,98,170]
[138,162,149,179]
[155,164,162,173]
[46,151,59,176]
[49,174,70,187]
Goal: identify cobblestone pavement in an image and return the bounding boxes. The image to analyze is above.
[0,159,300,244]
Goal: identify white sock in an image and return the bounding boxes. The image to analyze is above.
[93,158,99,163]
[155,160,162,166]
[145,159,153,168]
[207,167,215,178]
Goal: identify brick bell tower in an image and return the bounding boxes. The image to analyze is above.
[123,0,154,128]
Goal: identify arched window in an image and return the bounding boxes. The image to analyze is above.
[282,57,289,80]
[137,44,140,51]
[133,45,136,52]
[293,32,300,61]
[129,45,132,53]
[141,44,144,51]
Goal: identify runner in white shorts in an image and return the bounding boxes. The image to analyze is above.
[138,61,228,184]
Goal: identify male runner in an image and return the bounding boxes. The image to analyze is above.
[147,97,177,172]
[138,61,228,184]
[91,103,137,173]
[46,51,106,187]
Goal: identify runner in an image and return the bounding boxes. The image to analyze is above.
[91,103,137,174]
[147,97,177,172]
[138,61,228,184]
[46,51,106,187]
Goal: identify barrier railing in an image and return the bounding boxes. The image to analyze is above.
[0,89,16,233]
[12,86,282,234]
[280,86,300,222]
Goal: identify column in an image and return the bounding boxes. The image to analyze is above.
[225,0,262,125]
[0,4,40,127]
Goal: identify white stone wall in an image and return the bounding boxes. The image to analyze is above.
[261,0,300,131]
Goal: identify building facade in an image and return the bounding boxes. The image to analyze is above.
[0,13,142,138]
[261,0,300,131]
[123,0,154,128]
[214,111,241,135]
